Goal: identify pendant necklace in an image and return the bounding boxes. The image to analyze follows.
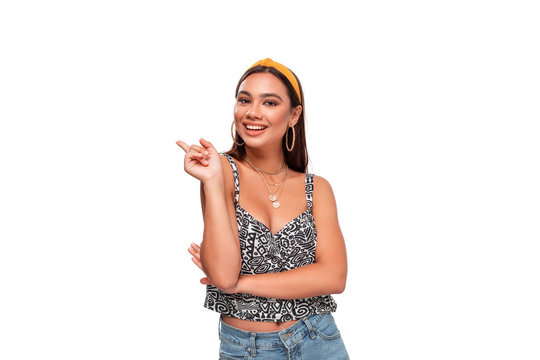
[243,155,288,208]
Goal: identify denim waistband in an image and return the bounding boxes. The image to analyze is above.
[218,313,326,353]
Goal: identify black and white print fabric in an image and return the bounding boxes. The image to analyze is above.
[203,153,337,322]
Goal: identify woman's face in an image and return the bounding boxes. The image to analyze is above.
[234,72,301,149]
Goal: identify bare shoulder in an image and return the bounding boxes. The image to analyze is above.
[219,153,233,176]
[311,175,338,216]
[219,153,235,199]
[312,175,335,200]
[312,174,332,190]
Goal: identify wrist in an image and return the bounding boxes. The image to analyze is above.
[202,176,225,191]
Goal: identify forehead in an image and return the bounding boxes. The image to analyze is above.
[238,72,289,97]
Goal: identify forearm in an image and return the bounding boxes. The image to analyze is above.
[200,179,241,289]
[235,262,347,299]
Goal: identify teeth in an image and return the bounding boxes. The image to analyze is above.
[246,124,266,130]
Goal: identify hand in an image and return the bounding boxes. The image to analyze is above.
[176,138,223,184]
[188,242,212,286]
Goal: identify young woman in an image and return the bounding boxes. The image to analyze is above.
[177,58,349,359]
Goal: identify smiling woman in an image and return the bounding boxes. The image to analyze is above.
[232,73,302,158]
[176,58,350,359]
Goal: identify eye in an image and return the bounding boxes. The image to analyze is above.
[238,97,250,104]
[264,100,277,106]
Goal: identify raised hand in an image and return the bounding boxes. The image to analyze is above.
[176,138,223,184]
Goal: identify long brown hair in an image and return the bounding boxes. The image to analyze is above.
[225,64,309,173]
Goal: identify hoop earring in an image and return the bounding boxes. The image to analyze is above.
[285,124,295,152]
[231,120,244,146]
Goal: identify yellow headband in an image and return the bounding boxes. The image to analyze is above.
[248,58,302,103]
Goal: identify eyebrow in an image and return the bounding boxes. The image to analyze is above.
[238,90,283,102]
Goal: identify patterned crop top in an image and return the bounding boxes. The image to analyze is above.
[203,153,337,322]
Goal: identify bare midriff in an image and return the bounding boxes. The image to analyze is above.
[221,315,299,332]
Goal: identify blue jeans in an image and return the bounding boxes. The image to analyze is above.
[218,313,349,360]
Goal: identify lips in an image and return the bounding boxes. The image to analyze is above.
[243,123,268,136]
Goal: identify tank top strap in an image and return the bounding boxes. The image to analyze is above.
[305,173,314,212]
[219,152,240,203]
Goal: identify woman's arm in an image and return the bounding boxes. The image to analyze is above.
[177,138,241,292]
[234,175,347,299]
[190,175,347,299]
[198,154,242,292]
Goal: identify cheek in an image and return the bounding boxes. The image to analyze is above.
[233,106,243,119]
[266,109,291,125]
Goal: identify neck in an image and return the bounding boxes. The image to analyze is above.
[244,147,286,172]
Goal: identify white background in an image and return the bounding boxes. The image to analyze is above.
[1,0,539,359]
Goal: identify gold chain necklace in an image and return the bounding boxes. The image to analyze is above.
[244,159,288,208]
[243,155,287,175]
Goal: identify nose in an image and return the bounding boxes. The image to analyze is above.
[245,103,262,120]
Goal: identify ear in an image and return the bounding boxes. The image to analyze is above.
[289,105,302,127]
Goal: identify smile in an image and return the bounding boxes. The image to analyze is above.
[243,123,268,135]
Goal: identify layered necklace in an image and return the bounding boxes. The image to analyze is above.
[243,155,288,209]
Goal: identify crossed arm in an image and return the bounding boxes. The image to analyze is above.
[190,244,347,299]
[192,159,347,299]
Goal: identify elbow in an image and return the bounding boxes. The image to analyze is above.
[331,271,347,294]
[319,262,347,295]
[333,280,346,294]
[200,254,241,292]
[211,275,239,293]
